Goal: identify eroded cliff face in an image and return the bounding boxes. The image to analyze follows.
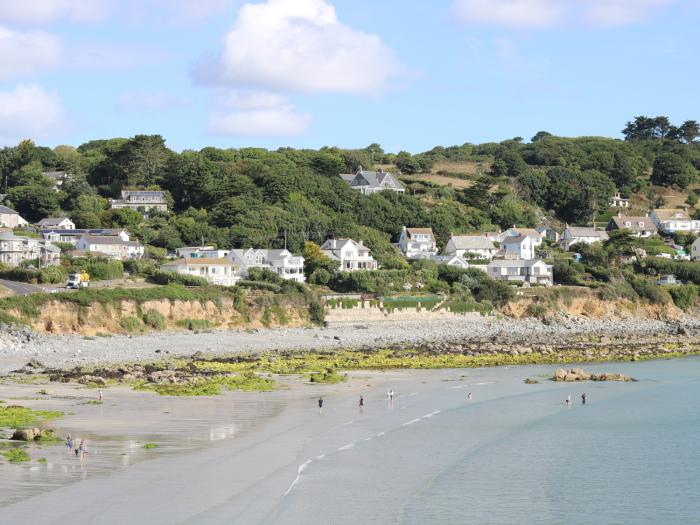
[11,297,308,335]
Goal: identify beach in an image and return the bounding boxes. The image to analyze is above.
[2,357,700,524]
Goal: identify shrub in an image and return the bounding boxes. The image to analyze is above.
[38,266,67,284]
[669,285,698,310]
[148,270,208,287]
[0,268,40,283]
[471,278,514,306]
[247,268,284,284]
[76,260,124,281]
[123,259,157,277]
[143,309,167,330]
[527,303,548,318]
[236,280,281,293]
[176,319,212,330]
[119,315,143,333]
[308,301,325,325]
[629,277,670,304]
[309,268,331,285]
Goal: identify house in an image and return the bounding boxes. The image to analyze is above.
[560,226,609,250]
[43,171,67,191]
[110,190,168,214]
[610,192,630,208]
[37,217,75,230]
[75,235,144,260]
[161,258,239,287]
[606,214,657,238]
[492,227,545,244]
[0,205,28,228]
[200,249,231,259]
[650,209,700,234]
[320,238,378,271]
[487,259,553,286]
[40,228,130,245]
[0,232,60,266]
[175,246,215,258]
[429,254,470,269]
[227,248,305,282]
[444,235,497,260]
[691,238,700,261]
[536,225,559,242]
[398,226,438,259]
[502,235,538,260]
[656,274,680,286]
[339,166,405,195]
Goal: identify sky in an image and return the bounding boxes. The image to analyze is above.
[0,0,698,153]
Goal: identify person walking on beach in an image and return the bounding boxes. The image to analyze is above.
[318,397,324,414]
[98,389,103,402]
[581,393,586,405]
[467,392,472,401]
[78,440,87,461]
[66,434,73,454]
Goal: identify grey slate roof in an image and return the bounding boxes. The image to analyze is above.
[0,205,18,215]
[448,235,496,251]
[607,216,656,232]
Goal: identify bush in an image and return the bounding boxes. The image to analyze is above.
[74,260,123,281]
[119,315,143,333]
[123,259,157,277]
[0,268,40,283]
[176,319,213,330]
[143,309,167,329]
[669,285,698,310]
[471,278,514,306]
[38,265,67,284]
[308,301,325,325]
[309,268,331,285]
[148,270,208,287]
[629,277,670,304]
[247,268,284,284]
[236,280,282,293]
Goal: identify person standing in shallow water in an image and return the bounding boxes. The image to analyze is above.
[359,396,364,411]
[581,393,586,405]
[318,397,324,414]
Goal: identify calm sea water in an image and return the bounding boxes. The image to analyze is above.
[264,358,700,525]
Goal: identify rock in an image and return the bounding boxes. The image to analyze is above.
[27,358,45,369]
[524,378,539,384]
[12,428,40,441]
[78,375,106,385]
[191,351,205,360]
[553,368,567,381]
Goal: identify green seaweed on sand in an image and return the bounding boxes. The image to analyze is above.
[309,369,347,384]
[0,406,63,428]
[2,448,30,462]
[136,372,275,397]
[142,443,158,450]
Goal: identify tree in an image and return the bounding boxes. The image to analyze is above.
[531,131,552,142]
[6,186,60,222]
[118,135,171,187]
[11,161,53,187]
[676,120,700,144]
[100,208,143,230]
[651,152,696,189]
[302,241,338,279]
[395,151,422,174]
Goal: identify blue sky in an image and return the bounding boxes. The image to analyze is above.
[0,0,698,152]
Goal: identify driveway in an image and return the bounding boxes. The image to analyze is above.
[0,279,54,296]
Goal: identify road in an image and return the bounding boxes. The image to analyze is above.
[0,279,54,296]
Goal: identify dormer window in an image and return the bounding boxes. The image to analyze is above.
[624,222,631,227]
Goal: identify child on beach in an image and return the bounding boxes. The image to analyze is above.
[98,390,103,402]
[318,397,324,414]
[66,434,73,454]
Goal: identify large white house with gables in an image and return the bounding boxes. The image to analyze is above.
[650,208,700,234]
[487,259,553,286]
[321,238,378,271]
[110,190,168,214]
[398,226,438,259]
[227,248,305,282]
[560,226,609,250]
[339,167,405,195]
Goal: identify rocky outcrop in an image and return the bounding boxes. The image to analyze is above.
[552,368,636,382]
[11,428,56,441]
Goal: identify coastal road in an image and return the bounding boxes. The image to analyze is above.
[0,279,53,296]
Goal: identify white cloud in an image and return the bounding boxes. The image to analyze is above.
[0,0,112,24]
[160,0,233,23]
[116,90,191,113]
[0,26,62,81]
[208,105,311,137]
[219,91,286,110]
[0,84,66,145]
[193,0,403,95]
[452,0,675,28]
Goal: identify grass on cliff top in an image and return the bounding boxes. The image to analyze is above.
[0,406,63,429]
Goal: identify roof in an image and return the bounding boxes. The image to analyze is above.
[503,235,529,245]
[0,205,18,215]
[447,235,496,251]
[346,169,405,190]
[488,259,550,268]
[79,236,141,246]
[339,173,356,183]
[608,216,657,232]
[565,227,609,239]
[41,228,126,236]
[0,232,23,241]
[406,227,434,236]
[320,238,369,252]
[122,190,166,196]
[164,258,235,266]
[652,208,691,221]
[37,217,71,226]
[510,228,543,237]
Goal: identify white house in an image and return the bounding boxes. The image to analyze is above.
[161,258,239,287]
[650,209,700,234]
[536,225,559,242]
[321,238,378,271]
[610,192,630,208]
[444,235,497,260]
[429,254,470,269]
[37,217,75,230]
[339,167,405,195]
[40,228,130,245]
[560,226,609,250]
[606,215,657,238]
[75,235,144,260]
[502,235,538,260]
[0,205,28,228]
[0,232,25,266]
[491,227,544,244]
[175,246,215,258]
[227,248,305,282]
[0,232,60,267]
[487,259,553,286]
[398,226,438,259]
[691,238,700,261]
[110,190,168,213]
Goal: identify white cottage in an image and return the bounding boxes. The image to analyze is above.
[321,238,378,271]
[650,209,700,234]
[161,258,239,286]
[560,227,609,250]
[487,259,553,286]
[444,235,497,260]
[502,235,539,260]
[398,226,438,259]
[227,248,305,282]
[37,217,75,230]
